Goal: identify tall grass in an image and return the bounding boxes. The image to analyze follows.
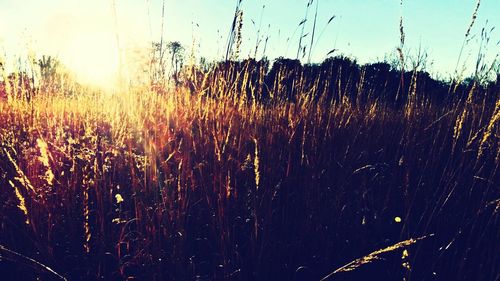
[0,1,499,280]
[0,56,498,280]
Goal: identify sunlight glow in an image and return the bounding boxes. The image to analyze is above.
[63,30,120,89]
[20,0,150,91]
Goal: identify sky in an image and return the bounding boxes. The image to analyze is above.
[0,0,498,86]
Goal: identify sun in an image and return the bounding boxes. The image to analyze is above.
[41,4,124,91]
[63,30,121,90]
[28,1,152,92]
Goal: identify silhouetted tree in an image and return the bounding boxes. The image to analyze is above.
[167,41,185,86]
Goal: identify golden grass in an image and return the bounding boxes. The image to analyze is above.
[320,234,432,280]
[0,56,498,280]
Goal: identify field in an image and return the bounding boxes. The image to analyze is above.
[0,57,498,281]
[0,0,499,279]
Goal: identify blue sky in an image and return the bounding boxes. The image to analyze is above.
[0,0,498,83]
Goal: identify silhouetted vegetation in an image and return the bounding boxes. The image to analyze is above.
[187,56,498,107]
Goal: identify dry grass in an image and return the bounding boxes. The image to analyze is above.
[0,51,498,281]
